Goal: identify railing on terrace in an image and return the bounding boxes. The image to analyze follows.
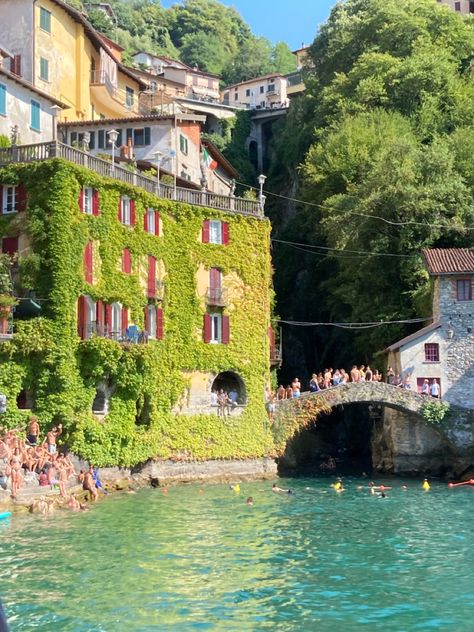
[0,142,263,217]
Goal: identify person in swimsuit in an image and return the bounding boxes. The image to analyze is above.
[10,448,23,499]
[82,468,98,501]
[26,416,40,446]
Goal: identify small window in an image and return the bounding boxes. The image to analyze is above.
[267,84,275,93]
[424,343,439,363]
[111,302,122,340]
[120,196,131,225]
[455,1,461,9]
[0,84,6,116]
[260,86,264,94]
[40,6,51,33]
[125,86,134,108]
[146,304,157,339]
[209,220,222,244]
[134,128,145,146]
[39,57,49,81]
[83,187,94,215]
[457,279,472,301]
[146,208,156,235]
[234,92,238,101]
[30,100,41,131]
[210,313,221,344]
[245,89,250,97]
[2,185,17,214]
[179,134,188,155]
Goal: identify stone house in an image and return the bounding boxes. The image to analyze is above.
[385,248,474,409]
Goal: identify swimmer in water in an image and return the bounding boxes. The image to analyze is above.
[422,478,430,491]
[332,478,345,492]
[272,483,289,493]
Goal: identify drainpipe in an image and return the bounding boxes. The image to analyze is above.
[33,0,38,84]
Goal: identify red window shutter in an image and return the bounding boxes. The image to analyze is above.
[16,185,27,212]
[222,221,229,245]
[202,219,210,243]
[96,300,104,330]
[147,255,156,298]
[155,211,160,236]
[130,199,136,226]
[156,307,164,340]
[0,185,3,215]
[222,315,230,344]
[121,306,128,336]
[11,55,21,76]
[203,313,211,343]
[122,248,131,274]
[144,305,149,333]
[210,267,221,289]
[2,237,19,255]
[92,190,100,216]
[77,296,86,339]
[143,209,148,232]
[78,189,84,213]
[83,241,93,283]
[118,197,122,222]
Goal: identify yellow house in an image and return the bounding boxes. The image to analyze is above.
[0,0,145,121]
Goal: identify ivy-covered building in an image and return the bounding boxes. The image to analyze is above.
[0,145,275,466]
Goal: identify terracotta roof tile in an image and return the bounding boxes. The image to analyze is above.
[423,248,474,275]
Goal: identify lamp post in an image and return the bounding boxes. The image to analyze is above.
[107,129,119,174]
[153,150,164,197]
[258,174,267,212]
[50,104,62,142]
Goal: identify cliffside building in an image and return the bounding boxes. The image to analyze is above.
[221,74,288,110]
[386,248,474,409]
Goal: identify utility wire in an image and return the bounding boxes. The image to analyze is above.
[272,238,416,258]
[238,180,474,232]
[278,317,429,330]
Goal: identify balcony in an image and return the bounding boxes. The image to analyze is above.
[90,70,140,116]
[206,287,228,307]
[147,280,165,300]
[0,142,263,217]
[80,322,149,344]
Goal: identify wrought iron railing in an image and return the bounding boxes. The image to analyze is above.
[206,287,228,307]
[0,142,263,217]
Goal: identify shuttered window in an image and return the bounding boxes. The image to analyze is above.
[31,100,41,131]
[0,84,6,116]
[39,57,49,81]
[40,6,52,32]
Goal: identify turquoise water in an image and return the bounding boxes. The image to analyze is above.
[1,477,474,631]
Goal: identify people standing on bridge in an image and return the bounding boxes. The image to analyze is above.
[309,374,320,392]
[365,366,373,382]
[430,379,440,398]
[332,369,342,386]
[386,366,395,385]
[403,374,411,390]
[291,378,301,398]
[350,366,360,382]
[359,366,366,382]
[421,379,430,396]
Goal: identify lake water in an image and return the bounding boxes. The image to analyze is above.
[1,477,474,631]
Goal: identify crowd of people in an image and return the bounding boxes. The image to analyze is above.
[0,416,105,505]
[210,388,239,417]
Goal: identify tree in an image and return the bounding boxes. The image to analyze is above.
[223,37,273,85]
[271,42,297,75]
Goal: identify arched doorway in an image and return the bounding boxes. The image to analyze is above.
[211,371,246,405]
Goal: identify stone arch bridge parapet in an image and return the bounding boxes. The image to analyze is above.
[274,382,474,452]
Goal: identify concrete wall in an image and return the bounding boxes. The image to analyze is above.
[0,75,56,143]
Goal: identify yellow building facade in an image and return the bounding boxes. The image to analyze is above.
[0,0,144,122]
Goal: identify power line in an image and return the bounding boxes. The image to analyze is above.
[272,238,416,258]
[238,180,474,232]
[278,317,429,330]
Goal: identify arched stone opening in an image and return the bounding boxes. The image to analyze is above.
[92,381,115,417]
[211,371,246,405]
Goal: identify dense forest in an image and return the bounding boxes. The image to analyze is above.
[66,0,296,84]
[267,0,474,380]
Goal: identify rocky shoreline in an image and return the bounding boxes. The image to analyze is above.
[0,457,278,515]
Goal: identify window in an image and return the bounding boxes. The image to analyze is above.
[202,219,229,245]
[457,279,472,301]
[2,237,18,255]
[119,196,134,225]
[0,84,6,116]
[40,6,51,32]
[83,188,94,215]
[203,313,230,344]
[10,55,21,76]
[2,185,17,214]
[133,127,151,146]
[267,84,275,93]
[260,86,264,94]
[145,208,160,236]
[455,1,461,9]
[246,89,250,97]
[210,313,221,344]
[234,92,238,101]
[145,304,163,340]
[179,134,188,155]
[125,86,134,109]
[30,100,41,131]
[111,302,122,340]
[424,343,440,363]
[77,295,96,340]
[39,57,49,81]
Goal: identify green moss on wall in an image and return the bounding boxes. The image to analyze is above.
[0,160,274,466]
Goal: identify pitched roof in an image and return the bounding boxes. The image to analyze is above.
[423,248,474,275]
[202,139,239,179]
[384,321,441,353]
[59,113,205,127]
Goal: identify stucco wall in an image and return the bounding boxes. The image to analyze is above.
[0,0,34,82]
[397,328,447,395]
[0,75,55,143]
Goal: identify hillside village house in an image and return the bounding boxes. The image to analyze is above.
[438,0,474,13]
[385,248,474,409]
[221,74,288,110]
[0,0,145,121]
[0,54,67,144]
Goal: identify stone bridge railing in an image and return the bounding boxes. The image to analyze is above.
[275,382,427,417]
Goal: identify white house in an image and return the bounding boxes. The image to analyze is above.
[386,248,474,409]
[221,73,288,110]
[0,61,66,144]
[59,112,207,188]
